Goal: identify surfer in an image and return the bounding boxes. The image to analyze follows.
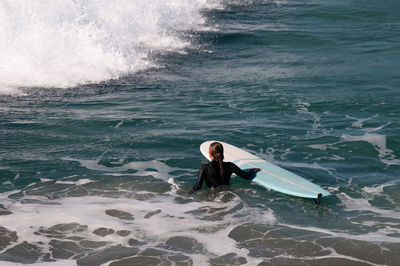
[188,142,260,194]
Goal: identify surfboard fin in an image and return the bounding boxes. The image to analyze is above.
[315,193,322,205]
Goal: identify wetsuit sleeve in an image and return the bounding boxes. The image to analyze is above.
[188,164,206,194]
[230,163,257,180]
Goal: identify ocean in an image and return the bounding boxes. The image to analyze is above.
[0,0,399,265]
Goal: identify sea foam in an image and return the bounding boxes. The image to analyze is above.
[0,0,217,92]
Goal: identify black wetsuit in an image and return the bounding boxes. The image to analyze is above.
[189,161,257,193]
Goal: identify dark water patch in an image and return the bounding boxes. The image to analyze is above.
[118,248,193,266]
[0,204,12,216]
[128,238,145,246]
[0,226,18,251]
[36,223,88,239]
[382,243,400,265]
[229,223,329,259]
[0,241,43,264]
[50,239,89,259]
[316,237,395,265]
[145,209,162,219]
[79,240,109,249]
[21,198,62,205]
[116,230,131,237]
[163,236,204,254]
[105,209,135,221]
[109,256,164,266]
[386,185,400,203]
[210,252,247,265]
[228,223,400,265]
[261,257,369,266]
[92,228,115,237]
[76,246,140,266]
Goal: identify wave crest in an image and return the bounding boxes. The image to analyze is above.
[0,0,217,91]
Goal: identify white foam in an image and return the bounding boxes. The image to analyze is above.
[308,143,340,151]
[1,154,398,265]
[345,115,372,129]
[338,192,400,216]
[336,192,400,242]
[0,191,275,265]
[381,157,400,166]
[341,116,399,165]
[270,246,386,266]
[345,115,390,132]
[56,179,94,185]
[361,181,397,197]
[283,222,400,244]
[341,133,396,162]
[0,86,26,96]
[309,130,399,166]
[62,157,195,186]
[308,144,329,151]
[0,158,277,264]
[0,0,218,92]
[295,101,322,135]
[13,173,20,181]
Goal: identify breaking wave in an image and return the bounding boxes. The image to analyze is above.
[0,0,218,91]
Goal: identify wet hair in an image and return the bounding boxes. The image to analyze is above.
[209,142,224,178]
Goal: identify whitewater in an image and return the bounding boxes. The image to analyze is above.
[0,0,217,90]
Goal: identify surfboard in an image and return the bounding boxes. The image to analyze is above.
[200,141,331,199]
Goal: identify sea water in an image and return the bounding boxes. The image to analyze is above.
[0,0,399,265]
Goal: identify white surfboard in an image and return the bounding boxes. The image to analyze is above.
[200,141,331,199]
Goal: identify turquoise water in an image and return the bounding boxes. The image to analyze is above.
[1,0,399,265]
